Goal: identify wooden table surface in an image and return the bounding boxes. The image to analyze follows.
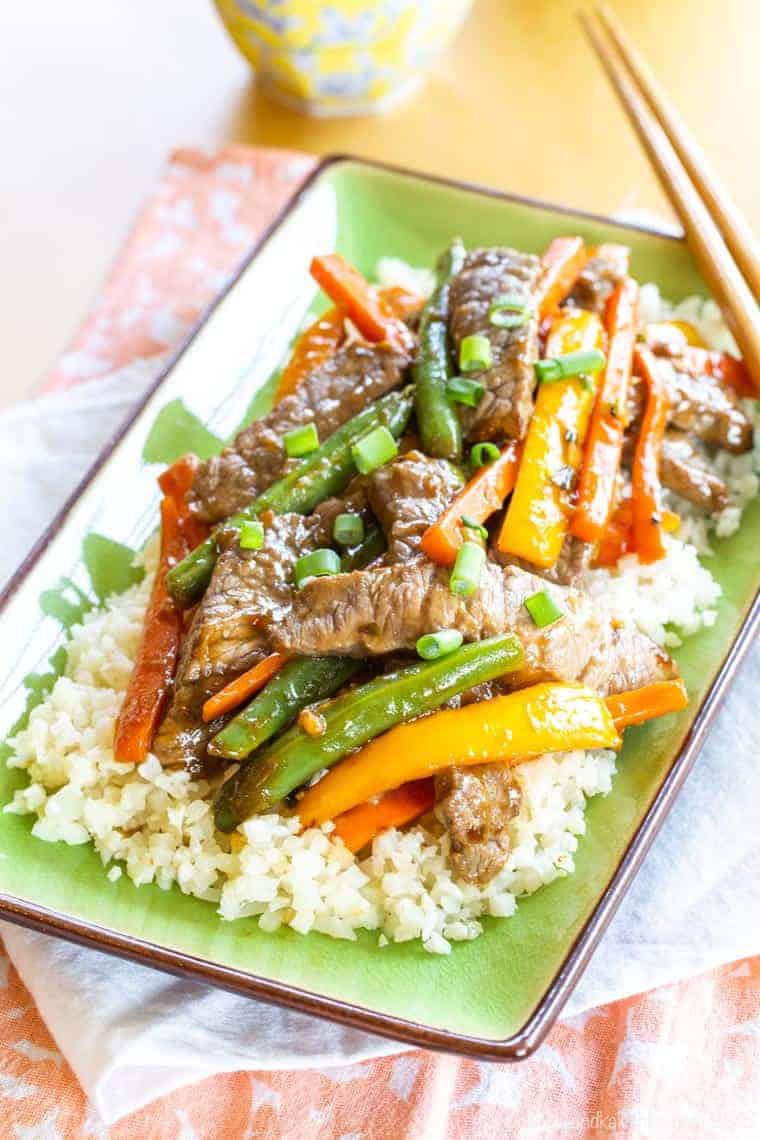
[2,0,757,408]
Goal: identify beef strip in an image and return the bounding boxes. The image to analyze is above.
[365,450,462,563]
[626,361,752,457]
[448,247,541,441]
[189,342,409,523]
[567,243,630,314]
[272,560,675,696]
[435,766,522,885]
[154,511,332,771]
[658,357,753,453]
[660,431,730,514]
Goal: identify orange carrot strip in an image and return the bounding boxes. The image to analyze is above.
[420,443,521,567]
[114,497,189,763]
[606,679,688,730]
[310,253,413,353]
[202,653,287,724]
[535,236,588,318]
[274,286,423,404]
[275,307,347,403]
[570,277,640,543]
[331,779,435,853]
[631,347,670,564]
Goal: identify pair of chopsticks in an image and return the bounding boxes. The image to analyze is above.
[580,6,760,393]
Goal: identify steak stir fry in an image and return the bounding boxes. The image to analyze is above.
[115,242,755,885]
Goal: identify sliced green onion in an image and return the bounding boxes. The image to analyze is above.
[450,541,486,598]
[446,376,485,407]
[350,425,398,474]
[524,590,564,628]
[488,294,533,329]
[416,629,464,660]
[459,333,493,373]
[470,441,500,469]
[239,520,264,550]
[333,513,365,547]
[564,428,579,444]
[460,515,488,542]
[535,349,606,384]
[446,376,487,408]
[283,422,320,458]
[294,548,341,590]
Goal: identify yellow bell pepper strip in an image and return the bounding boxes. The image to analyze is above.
[296,683,620,828]
[535,236,588,319]
[420,443,521,567]
[570,277,640,544]
[631,347,670,563]
[496,309,605,568]
[641,320,706,353]
[606,679,688,731]
[331,778,436,853]
[310,253,414,354]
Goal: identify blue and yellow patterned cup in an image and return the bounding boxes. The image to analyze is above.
[214,0,473,117]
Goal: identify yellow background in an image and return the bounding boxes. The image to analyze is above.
[2,0,758,407]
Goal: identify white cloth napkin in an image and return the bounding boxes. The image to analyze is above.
[1,366,758,1125]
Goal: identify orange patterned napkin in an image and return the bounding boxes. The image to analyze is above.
[1,145,758,1138]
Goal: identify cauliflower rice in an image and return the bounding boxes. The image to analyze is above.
[4,284,758,953]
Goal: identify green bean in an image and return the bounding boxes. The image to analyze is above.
[339,523,386,571]
[210,528,382,762]
[413,240,466,460]
[166,386,414,606]
[214,633,524,831]
[208,657,358,762]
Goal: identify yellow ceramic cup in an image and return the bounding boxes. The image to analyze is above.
[213,0,473,117]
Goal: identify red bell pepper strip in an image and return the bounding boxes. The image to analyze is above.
[677,345,756,398]
[571,277,640,543]
[630,348,670,564]
[114,496,191,763]
[114,461,210,762]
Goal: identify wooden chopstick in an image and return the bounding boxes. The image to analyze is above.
[596,4,760,300]
[579,9,760,394]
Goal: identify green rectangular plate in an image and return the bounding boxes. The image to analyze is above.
[1,157,757,1060]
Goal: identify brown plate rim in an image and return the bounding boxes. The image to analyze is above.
[0,153,757,1062]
